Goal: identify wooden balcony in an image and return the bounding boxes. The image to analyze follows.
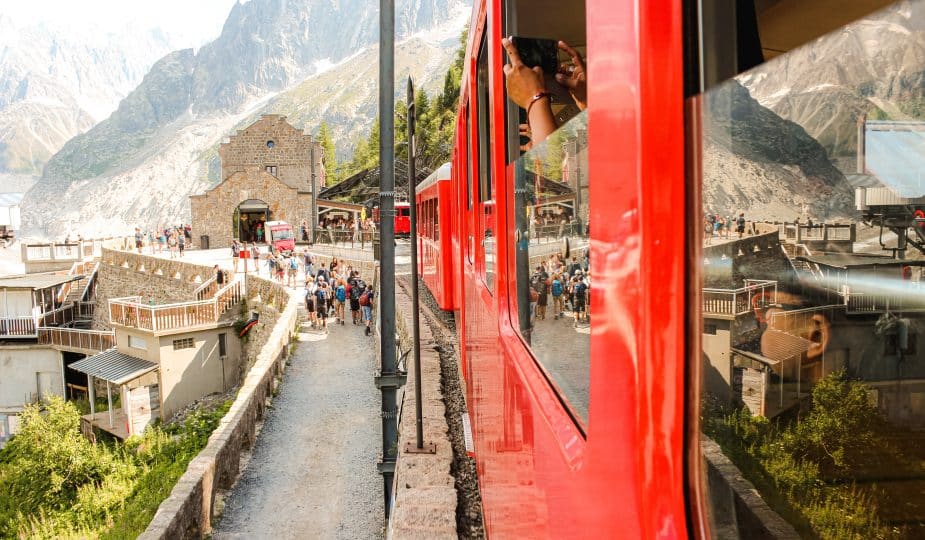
[703,279,778,319]
[109,281,243,334]
[38,327,115,355]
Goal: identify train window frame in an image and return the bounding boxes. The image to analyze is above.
[502,0,591,429]
[476,32,495,293]
[686,2,925,538]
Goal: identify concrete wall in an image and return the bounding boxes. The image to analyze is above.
[388,283,457,539]
[157,327,242,421]
[0,345,63,422]
[0,289,34,317]
[190,171,312,249]
[94,249,211,328]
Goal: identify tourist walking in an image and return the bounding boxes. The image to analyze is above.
[178,233,186,257]
[286,254,299,288]
[315,280,329,331]
[736,212,746,238]
[360,285,374,336]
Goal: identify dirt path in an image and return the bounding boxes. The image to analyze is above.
[213,314,384,539]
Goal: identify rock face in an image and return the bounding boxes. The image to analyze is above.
[703,81,855,221]
[40,0,467,185]
[0,15,182,175]
[740,1,925,172]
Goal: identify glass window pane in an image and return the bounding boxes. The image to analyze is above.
[511,111,589,424]
[695,2,925,537]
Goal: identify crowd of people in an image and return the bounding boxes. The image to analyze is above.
[529,252,590,329]
[704,212,747,244]
[226,242,376,336]
[302,256,375,335]
[133,224,193,258]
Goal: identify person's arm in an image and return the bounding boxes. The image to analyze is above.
[501,38,557,145]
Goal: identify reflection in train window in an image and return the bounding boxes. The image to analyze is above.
[476,34,495,292]
[504,0,589,426]
[693,1,925,537]
[510,112,590,425]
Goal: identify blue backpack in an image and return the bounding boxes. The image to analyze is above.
[336,285,346,302]
[552,279,563,297]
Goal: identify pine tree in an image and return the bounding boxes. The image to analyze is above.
[317,122,338,183]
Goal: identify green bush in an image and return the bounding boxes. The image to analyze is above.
[0,395,231,538]
[704,372,903,539]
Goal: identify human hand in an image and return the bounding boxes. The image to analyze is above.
[555,41,587,111]
[502,37,546,109]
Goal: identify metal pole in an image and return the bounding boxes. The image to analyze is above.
[311,144,318,244]
[406,77,435,455]
[376,0,401,520]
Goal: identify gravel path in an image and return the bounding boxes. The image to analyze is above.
[213,314,384,539]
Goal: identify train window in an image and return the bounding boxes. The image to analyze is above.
[502,0,587,160]
[503,1,589,425]
[476,34,495,292]
[691,1,925,538]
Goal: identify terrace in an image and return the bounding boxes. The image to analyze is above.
[109,279,243,334]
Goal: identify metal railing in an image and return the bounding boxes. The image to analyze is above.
[109,281,243,332]
[37,327,115,353]
[312,228,378,248]
[703,279,778,317]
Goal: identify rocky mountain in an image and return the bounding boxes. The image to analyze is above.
[21,0,469,238]
[703,80,855,221]
[740,0,925,172]
[41,0,467,185]
[0,15,184,176]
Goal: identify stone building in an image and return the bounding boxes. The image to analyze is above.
[191,115,324,248]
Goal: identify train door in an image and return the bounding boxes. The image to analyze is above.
[474,31,496,295]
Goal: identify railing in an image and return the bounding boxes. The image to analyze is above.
[40,305,78,327]
[22,236,132,264]
[194,277,219,300]
[703,279,778,317]
[37,327,115,353]
[312,228,378,248]
[779,223,854,243]
[109,281,243,333]
[0,316,37,337]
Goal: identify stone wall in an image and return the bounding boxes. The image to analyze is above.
[703,231,796,289]
[219,114,323,192]
[191,170,313,249]
[139,284,302,539]
[93,249,214,329]
[238,276,292,376]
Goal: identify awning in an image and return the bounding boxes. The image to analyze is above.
[0,274,84,290]
[68,349,158,385]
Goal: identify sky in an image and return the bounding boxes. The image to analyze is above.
[0,0,240,46]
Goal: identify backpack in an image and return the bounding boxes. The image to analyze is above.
[552,279,563,297]
[350,283,362,300]
[315,288,327,304]
[574,282,587,299]
[289,258,298,270]
[359,291,371,306]
[531,275,547,295]
[336,286,346,302]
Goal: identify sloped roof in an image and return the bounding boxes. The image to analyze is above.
[0,274,83,290]
[68,349,158,385]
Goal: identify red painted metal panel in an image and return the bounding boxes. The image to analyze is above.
[438,0,692,537]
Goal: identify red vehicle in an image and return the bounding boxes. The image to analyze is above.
[415,163,456,311]
[394,201,411,236]
[264,220,295,254]
[426,0,910,538]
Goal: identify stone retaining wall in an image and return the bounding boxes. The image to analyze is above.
[139,280,301,539]
[388,287,457,539]
[93,249,215,328]
[702,435,799,539]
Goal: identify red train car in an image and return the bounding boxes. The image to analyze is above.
[394,201,411,236]
[416,163,457,311]
[438,0,913,538]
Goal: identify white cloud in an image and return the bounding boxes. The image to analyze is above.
[0,0,239,46]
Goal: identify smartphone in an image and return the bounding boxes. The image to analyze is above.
[510,36,560,74]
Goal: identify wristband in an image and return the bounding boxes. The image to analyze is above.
[526,92,551,121]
